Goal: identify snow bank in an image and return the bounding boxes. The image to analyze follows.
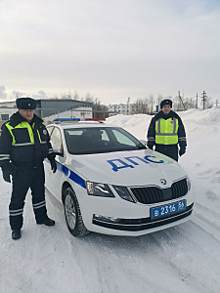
[0,108,220,293]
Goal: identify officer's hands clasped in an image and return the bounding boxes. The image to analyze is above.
[50,159,57,173]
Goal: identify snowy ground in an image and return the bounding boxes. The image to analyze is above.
[1,108,220,293]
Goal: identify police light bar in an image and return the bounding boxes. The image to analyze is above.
[53,118,106,122]
[53,118,80,121]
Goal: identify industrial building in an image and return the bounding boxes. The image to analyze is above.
[0,99,93,121]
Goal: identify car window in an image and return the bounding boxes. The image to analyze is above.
[50,127,63,153]
[101,130,110,141]
[112,129,136,147]
[64,127,146,155]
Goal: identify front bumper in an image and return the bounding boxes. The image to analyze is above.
[92,203,193,232]
[77,183,194,236]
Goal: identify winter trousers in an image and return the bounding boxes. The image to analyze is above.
[9,163,48,230]
[155,144,178,162]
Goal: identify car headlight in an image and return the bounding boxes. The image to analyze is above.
[113,186,135,203]
[86,182,115,197]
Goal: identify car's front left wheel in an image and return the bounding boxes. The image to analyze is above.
[63,187,89,237]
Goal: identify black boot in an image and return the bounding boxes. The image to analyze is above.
[37,217,55,226]
[12,229,21,240]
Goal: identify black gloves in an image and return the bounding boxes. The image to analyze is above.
[147,142,154,150]
[2,164,13,183]
[179,147,186,157]
[50,159,57,173]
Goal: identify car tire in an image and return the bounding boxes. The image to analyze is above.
[63,187,89,237]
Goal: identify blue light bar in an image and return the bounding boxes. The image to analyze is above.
[53,118,80,121]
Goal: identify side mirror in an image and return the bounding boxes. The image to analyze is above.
[52,144,63,156]
[52,145,59,153]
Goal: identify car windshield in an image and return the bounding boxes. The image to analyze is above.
[64,127,146,154]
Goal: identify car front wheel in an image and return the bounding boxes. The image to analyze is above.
[63,187,89,237]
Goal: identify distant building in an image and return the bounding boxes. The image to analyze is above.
[0,100,16,121]
[0,99,93,121]
[108,103,135,116]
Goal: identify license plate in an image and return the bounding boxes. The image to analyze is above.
[151,200,186,219]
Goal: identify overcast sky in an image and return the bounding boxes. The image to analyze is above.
[0,0,220,104]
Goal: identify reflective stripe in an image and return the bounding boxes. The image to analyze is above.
[37,129,41,142]
[48,148,53,154]
[40,141,47,144]
[156,133,177,136]
[10,208,23,213]
[0,157,10,161]
[12,142,35,146]
[172,118,177,134]
[10,208,23,216]
[158,119,161,133]
[5,122,16,144]
[179,137,186,141]
[148,137,154,141]
[0,154,10,161]
[10,212,23,216]
[33,203,46,210]
[33,200,45,207]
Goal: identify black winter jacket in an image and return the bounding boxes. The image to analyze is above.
[147,110,187,149]
[0,112,55,169]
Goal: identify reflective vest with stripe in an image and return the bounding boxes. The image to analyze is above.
[4,121,50,167]
[155,118,178,145]
[5,121,44,146]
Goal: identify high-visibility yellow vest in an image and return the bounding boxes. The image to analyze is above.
[155,118,178,145]
[5,121,43,146]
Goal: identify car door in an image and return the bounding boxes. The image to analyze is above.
[45,126,65,201]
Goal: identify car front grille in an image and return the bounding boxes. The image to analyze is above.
[130,178,188,204]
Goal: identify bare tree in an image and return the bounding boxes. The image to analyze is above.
[149,95,154,114]
[73,91,80,100]
[134,98,149,114]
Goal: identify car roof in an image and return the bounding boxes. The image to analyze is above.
[47,122,120,129]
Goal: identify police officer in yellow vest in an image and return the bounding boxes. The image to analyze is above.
[0,97,57,240]
[147,99,187,161]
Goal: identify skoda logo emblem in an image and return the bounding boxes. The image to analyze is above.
[160,179,167,185]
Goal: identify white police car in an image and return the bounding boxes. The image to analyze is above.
[45,118,194,237]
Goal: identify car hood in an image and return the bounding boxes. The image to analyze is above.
[67,149,186,188]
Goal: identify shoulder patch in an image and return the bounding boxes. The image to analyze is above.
[0,129,2,137]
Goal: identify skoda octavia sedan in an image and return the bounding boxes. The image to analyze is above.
[44,120,194,237]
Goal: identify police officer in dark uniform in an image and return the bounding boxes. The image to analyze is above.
[147,99,187,161]
[0,97,57,240]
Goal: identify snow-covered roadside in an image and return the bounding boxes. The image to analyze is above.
[0,109,220,293]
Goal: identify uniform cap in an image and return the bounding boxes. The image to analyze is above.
[160,99,172,109]
[16,97,37,110]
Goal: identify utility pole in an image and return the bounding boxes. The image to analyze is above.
[201,91,207,110]
[196,93,198,109]
[127,97,130,115]
[178,91,186,110]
